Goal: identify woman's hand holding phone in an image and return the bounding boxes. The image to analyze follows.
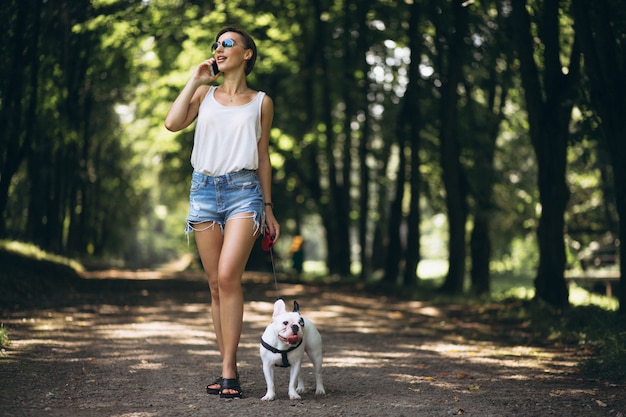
[193,59,220,84]
[209,60,219,77]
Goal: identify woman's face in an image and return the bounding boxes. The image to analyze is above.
[212,32,251,74]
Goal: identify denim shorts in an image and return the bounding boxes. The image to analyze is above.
[185,170,265,236]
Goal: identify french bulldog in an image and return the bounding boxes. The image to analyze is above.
[260,299,325,401]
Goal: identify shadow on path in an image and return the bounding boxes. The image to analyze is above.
[1,270,624,416]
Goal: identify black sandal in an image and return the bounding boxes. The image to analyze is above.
[219,378,243,399]
[206,377,222,395]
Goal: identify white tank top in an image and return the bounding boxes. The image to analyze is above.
[190,86,265,176]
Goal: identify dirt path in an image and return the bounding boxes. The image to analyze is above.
[1,270,624,417]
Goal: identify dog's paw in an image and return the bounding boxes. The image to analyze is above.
[296,385,305,394]
[261,393,276,401]
[288,392,302,400]
[315,387,326,395]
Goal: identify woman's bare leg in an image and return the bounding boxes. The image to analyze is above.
[194,223,225,385]
[195,216,258,395]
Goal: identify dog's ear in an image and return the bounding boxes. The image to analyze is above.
[293,300,300,313]
[273,299,287,317]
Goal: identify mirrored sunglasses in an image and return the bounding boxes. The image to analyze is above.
[211,39,237,52]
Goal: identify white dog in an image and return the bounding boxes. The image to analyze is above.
[259,299,326,401]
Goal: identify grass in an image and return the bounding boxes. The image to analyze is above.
[0,240,84,309]
[0,324,9,348]
[0,240,83,272]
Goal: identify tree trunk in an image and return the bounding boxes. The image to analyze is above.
[383,133,406,284]
[354,1,372,281]
[511,0,579,308]
[469,214,490,294]
[318,1,351,277]
[438,0,470,295]
[402,0,423,287]
[469,58,511,294]
[403,128,421,287]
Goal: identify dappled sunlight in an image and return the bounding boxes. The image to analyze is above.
[411,306,443,318]
[129,359,167,371]
[3,271,617,416]
[569,283,619,310]
[9,337,89,352]
[81,269,207,281]
[2,295,219,381]
[241,284,584,400]
[324,356,382,367]
[97,320,213,342]
[324,348,418,368]
[4,283,571,390]
[109,413,157,417]
[418,341,576,371]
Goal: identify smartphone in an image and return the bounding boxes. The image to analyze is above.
[210,61,219,77]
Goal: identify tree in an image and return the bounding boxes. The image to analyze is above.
[435,1,471,294]
[511,0,581,308]
[3,0,621,302]
[466,1,515,295]
[401,0,424,287]
[1,0,148,259]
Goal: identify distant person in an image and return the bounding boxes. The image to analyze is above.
[165,25,280,399]
[289,235,304,275]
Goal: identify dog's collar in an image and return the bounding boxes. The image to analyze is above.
[260,337,303,367]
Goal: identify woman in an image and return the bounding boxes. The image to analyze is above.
[165,26,280,399]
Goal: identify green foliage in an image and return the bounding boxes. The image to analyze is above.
[0,0,150,259]
[492,234,539,276]
[0,324,9,348]
[566,113,619,269]
[0,0,623,310]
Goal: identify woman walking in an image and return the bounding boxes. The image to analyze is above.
[165,25,280,399]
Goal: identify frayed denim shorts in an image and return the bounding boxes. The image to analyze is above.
[185,169,265,236]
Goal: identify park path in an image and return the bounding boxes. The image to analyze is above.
[1,269,624,416]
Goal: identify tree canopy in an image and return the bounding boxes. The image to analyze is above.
[1,0,624,312]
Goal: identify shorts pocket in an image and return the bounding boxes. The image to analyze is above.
[230,174,259,189]
[190,176,202,193]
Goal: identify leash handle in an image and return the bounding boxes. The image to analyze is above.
[261,232,276,251]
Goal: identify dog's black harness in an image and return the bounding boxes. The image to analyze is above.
[260,337,303,367]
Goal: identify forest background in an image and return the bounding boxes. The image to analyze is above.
[1,0,624,315]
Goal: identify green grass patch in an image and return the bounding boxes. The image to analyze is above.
[0,240,84,309]
[0,240,83,272]
[0,324,9,347]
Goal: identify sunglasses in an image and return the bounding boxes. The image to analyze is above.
[211,38,238,52]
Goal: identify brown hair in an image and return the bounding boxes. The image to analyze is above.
[216,26,257,75]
